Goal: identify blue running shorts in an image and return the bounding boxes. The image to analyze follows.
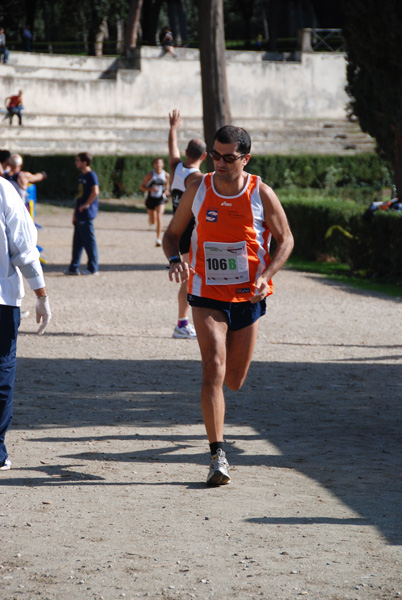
[188,294,266,331]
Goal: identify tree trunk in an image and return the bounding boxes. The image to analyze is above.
[394,133,402,200]
[167,0,188,46]
[198,0,232,171]
[116,17,125,54]
[125,0,144,55]
[95,17,108,56]
[141,0,163,46]
[25,0,38,32]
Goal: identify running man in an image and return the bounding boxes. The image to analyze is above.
[140,157,170,247]
[168,109,207,339]
[163,125,294,486]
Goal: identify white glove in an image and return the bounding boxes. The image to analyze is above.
[35,296,51,335]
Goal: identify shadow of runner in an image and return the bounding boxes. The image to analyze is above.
[4,357,402,545]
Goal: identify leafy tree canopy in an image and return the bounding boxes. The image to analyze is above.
[1,0,342,52]
[342,0,402,192]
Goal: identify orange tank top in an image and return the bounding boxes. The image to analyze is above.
[188,172,273,302]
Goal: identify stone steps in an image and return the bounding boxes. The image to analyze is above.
[1,113,375,156]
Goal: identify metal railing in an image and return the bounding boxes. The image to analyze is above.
[311,29,345,52]
[4,40,123,56]
[5,30,345,57]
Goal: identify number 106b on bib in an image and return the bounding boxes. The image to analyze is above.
[204,241,249,285]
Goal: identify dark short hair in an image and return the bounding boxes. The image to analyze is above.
[213,126,251,155]
[0,149,10,164]
[77,152,93,165]
[186,139,207,160]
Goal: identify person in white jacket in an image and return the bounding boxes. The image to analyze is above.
[0,177,51,471]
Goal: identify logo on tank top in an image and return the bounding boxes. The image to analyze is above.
[221,201,232,206]
[206,209,218,222]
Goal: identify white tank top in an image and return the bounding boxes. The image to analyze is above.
[171,162,199,210]
[7,173,27,204]
[149,169,167,198]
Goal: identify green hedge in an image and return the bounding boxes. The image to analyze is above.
[248,154,392,189]
[22,153,401,282]
[22,154,170,200]
[22,153,393,201]
[282,198,402,282]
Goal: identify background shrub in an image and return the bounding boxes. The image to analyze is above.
[282,197,402,283]
[247,154,392,189]
[23,153,393,201]
[22,154,171,200]
[21,153,401,283]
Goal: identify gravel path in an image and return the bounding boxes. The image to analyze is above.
[1,204,401,600]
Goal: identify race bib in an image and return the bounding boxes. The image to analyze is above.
[204,241,249,285]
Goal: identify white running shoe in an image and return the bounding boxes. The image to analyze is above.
[155,239,162,247]
[173,324,197,339]
[206,449,230,486]
[0,458,11,471]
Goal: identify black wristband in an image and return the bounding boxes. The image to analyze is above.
[169,255,181,265]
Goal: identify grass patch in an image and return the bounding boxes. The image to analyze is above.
[288,256,402,297]
[277,186,381,206]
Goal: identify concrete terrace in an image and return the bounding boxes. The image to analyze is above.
[0,47,375,156]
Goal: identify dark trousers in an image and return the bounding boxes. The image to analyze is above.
[0,46,9,63]
[0,305,20,464]
[8,107,22,125]
[69,218,98,273]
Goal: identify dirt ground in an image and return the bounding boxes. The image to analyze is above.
[1,203,402,600]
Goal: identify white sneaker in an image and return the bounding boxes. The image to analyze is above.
[155,239,162,247]
[0,458,11,471]
[173,324,197,339]
[206,449,230,486]
[21,310,30,319]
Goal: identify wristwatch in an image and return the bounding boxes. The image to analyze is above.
[169,255,181,265]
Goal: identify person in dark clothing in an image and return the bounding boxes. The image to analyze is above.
[65,152,99,276]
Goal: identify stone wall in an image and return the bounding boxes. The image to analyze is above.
[0,46,349,120]
[1,47,374,156]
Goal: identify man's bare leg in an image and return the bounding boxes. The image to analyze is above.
[192,306,231,485]
[192,306,228,444]
[225,319,260,390]
[155,203,165,243]
[177,251,190,319]
[147,209,155,227]
[178,281,189,317]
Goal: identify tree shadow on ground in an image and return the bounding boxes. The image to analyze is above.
[2,356,401,545]
[42,263,167,273]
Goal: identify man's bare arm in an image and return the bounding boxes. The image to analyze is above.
[168,109,182,175]
[164,172,171,197]
[140,172,152,193]
[251,182,294,302]
[19,170,47,189]
[185,170,204,188]
[163,180,200,282]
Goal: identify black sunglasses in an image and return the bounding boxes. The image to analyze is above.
[209,150,246,164]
